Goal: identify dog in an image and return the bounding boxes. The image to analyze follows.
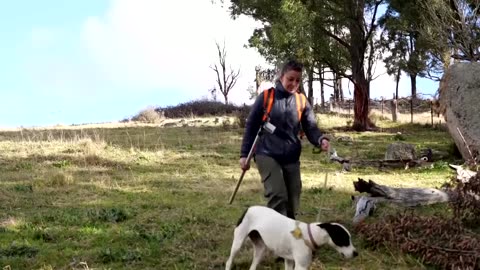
[225,205,358,270]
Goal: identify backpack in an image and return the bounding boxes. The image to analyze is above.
[261,87,307,139]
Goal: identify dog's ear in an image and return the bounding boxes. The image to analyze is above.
[318,223,351,247]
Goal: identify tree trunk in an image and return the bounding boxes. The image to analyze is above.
[410,73,417,100]
[307,65,314,105]
[395,68,400,99]
[409,73,417,123]
[338,76,344,102]
[224,95,228,105]
[319,65,325,108]
[333,72,339,102]
[349,0,371,131]
[352,76,370,131]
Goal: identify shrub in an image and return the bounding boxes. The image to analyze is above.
[235,105,251,128]
[157,100,239,118]
[449,171,480,228]
[131,106,163,123]
[368,111,389,125]
[356,171,480,270]
[356,212,480,270]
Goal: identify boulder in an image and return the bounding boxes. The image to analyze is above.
[385,142,416,160]
[439,63,480,163]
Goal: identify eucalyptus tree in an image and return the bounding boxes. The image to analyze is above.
[228,0,385,130]
[419,0,480,63]
[245,0,318,103]
[379,0,430,100]
[300,0,385,130]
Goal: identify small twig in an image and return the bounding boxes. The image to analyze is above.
[456,127,478,165]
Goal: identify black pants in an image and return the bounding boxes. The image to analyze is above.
[255,155,302,219]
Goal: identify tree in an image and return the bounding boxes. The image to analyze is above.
[305,0,385,130]
[379,0,431,101]
[246,0,319,104]
[246,84,257,100]
[419,0,480,62]
[229,0,383,131]
[211,41,241,104]
[255,66,276,91]
[333,72,344,102]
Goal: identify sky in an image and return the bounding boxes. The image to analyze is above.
[0,0,439,128]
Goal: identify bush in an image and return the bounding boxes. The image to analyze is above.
[131,107,163,123]
[356,171,480,270]
[449,171,480,228]
[368,111,389,125]
[235,105,252,128]
[157,100,240,118]
[356,212,480,270]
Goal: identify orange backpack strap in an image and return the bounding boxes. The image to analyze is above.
[262,88,275,122]
[295,93,307,139]
[294,92,307,121]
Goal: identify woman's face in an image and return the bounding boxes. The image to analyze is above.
[280,70,302,94]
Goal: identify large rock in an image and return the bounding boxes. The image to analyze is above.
[438,63,480,163]
[385,142,416,160]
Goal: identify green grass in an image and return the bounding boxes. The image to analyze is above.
[0,114,461,269]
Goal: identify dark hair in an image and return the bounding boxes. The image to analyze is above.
[280,59,303,77]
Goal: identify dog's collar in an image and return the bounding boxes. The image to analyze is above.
[307,224,320,250]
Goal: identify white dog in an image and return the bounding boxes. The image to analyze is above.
[225,206,358,270]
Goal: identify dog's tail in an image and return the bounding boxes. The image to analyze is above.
[236,206,250,227]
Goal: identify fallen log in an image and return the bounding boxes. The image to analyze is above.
[351,178,452,224]
[353,178,451,206]
[351,170,480,224]
[329,149,430,172]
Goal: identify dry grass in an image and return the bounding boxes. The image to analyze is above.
[0,112,461,269]
[327,107,444,125]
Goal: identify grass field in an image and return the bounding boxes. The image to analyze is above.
[0,112,460,269]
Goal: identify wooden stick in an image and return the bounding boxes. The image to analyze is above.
[456,127,477,165]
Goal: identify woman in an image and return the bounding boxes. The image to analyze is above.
[239,59,329,220]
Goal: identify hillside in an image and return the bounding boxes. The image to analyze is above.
[0,110,476,269]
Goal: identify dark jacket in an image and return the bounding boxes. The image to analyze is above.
[240,81,325,165]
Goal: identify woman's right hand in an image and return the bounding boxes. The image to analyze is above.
[239,157,250,171]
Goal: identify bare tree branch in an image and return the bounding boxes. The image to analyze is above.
[226,68,241,92]
[364,0,383,49]
[371,71,387,81]
[321,28,351,49]
[323,81,335,88]
[324,59,353,81]
[211,41,241,104]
